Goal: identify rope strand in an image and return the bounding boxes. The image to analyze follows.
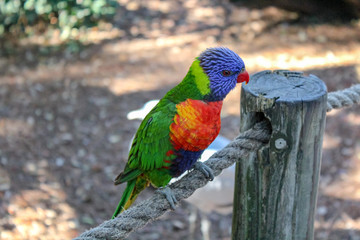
[327,84,360,112]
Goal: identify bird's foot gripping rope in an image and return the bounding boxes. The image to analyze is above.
[74,121,272,240]
[156,187,178,210]
[193,161,215,180]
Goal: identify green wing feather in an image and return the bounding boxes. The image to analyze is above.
[116,99,177,184]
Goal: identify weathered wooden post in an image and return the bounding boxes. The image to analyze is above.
[232,70,327,240]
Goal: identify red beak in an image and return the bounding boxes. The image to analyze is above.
[237,70,249,84]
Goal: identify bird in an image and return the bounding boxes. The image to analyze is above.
[112,47,249,218]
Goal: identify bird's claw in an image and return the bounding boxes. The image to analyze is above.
[194,162,214,181]
[157,186,177,210]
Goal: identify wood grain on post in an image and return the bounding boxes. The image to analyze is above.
[232,70,327,240]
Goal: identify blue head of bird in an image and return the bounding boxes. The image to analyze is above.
[198,47,249,101]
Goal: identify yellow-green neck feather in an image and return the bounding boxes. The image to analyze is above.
[164,58,211,102]
[190,59,211,96]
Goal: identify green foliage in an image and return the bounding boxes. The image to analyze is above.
[0,0,119,39]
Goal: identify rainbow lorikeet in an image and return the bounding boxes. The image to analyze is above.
[112,47,249,218]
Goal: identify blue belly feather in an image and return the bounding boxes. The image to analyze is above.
[170,150,204,177]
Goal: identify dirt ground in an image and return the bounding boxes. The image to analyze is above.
[0,0,360,239]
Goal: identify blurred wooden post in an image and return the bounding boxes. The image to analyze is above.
[232,70,327,240]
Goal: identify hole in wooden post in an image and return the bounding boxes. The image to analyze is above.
[252,112,273,137]
[257,112,272,138]
[240,111,272,139]
[254,112,266,123]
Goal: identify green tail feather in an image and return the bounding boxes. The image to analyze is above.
[112,180,136,219]
[112,177,149,219]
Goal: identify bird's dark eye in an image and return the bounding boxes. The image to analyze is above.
[240,67,245,73]
[222,70,232,76]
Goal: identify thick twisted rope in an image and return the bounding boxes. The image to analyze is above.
[74,121,272,240]
[327,84,360,112]
[74,84,360,240]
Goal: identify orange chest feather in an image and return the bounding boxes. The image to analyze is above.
[169,99,223,151]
